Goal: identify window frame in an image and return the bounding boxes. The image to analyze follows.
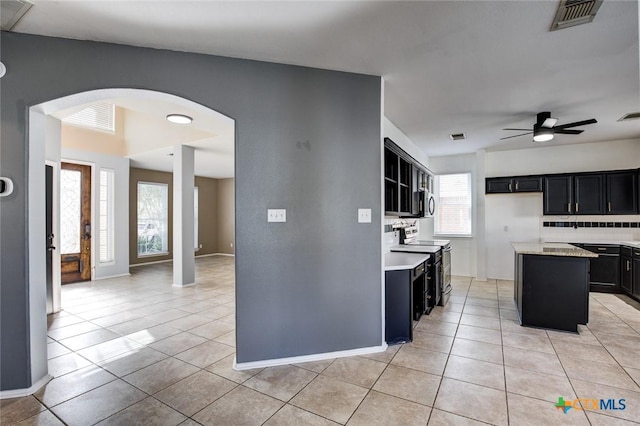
[433,172,473,238]
[136,181,169,257]
[98,168,115,264]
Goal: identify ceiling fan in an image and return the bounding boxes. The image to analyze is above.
[501,111,597,142]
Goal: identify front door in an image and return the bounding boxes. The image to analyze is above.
[60,162,91,284]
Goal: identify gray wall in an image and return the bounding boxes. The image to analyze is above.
[0,32,381,390]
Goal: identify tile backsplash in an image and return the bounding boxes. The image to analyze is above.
[540,215,640,243]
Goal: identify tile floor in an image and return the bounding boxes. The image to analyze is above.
[2,257,640,425]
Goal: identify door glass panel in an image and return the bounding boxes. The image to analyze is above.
[61,169,82,254]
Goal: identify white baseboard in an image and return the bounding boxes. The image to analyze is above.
[131,253,234,268]
[93,272,131,281]
[233,343,388,371]
[172,282,196,288]
[196,252,235,258]
[0,374,52,399]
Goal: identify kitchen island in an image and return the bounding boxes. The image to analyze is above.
[511,242,597,333]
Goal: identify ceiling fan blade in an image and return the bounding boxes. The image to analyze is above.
[555,129,583,135]
[502,128,531,131]
[500,132,532,140]
[554,118,597,130]
[541,117,558,128]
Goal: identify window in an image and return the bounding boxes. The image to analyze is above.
[137,182,168,256]
[434,173,472,236]
[99,169,115,263]
[62,102,115,133]
[60,169,82,254]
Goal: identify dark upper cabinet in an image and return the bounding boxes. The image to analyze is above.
[486,178,513,193]
[543,176,573,215]
[486,176,541,194]
[606,172,638,214]
[384,147,399,214]
[574,174,604,215]
[384,138,431,217]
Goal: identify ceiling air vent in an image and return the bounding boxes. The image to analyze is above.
[550,0,603,31]
[449,133,466,141]
[618,112,640,122]
[1,0,33,31]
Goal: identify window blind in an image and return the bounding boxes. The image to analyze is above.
[435,173,472,236]
[62,102,115,133]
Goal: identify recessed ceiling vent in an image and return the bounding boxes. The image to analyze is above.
[1,0,33,31]
[449,133,466,141]
[618,112,640,122]
[550,0,603,31]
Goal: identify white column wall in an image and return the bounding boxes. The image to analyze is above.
[173,144,195,287]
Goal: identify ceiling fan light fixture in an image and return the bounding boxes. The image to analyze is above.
[166,114,192,124]
[533,129,554,142]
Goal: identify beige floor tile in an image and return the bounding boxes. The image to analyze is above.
[0,396,46,424]
[95,397,186,426]
[409,331,454,354]
[391,345,449,375]
[507,392,589,426]
[243,365,317,402]
[455,324,502,345]
[50,380,146,426]
[123,357,199,394]
[198,305,235,320]
[76,336,144,363]
[596,334,640,369]
[347,390,431,426]
[624,366,640,387]
[414,318,459,337]
[462,305,500,318]
[154,370,237,416]
[321,356,386,389]
[34,365,116,407]
[444,355,505,391]
[505,365,576,402]
[358,345,399,364]
[586,411,640,425]
[106,317,162,336]
[124,324,182,345]
[441,302,464,313]
[501,331,555,354]
[47,314,85,330]
[144,308,192,324]
[264,404,339,425]
[174,340,235,368]
[213,330,236,347]
[206,354,263,383]
[290,375,368,424]
[499,309,519,321]
[547,328,601,345]
[372,364,441,406]
[427,310,462,324]
[428,408,487,425]
[90,311,143,328]
[551,339,617,365]
[148,332,208,356]
[450,338,503,364]
[499,319,548,336]
[47,321,102,341]
[193,385,283,426]
[97,347,167,377]
[47,352,93,377]
[434,378,508,426]
[459,313,501,330]
[163,314,212,331]
[465,297,500,308]
[560,354,639,391]
[14,409,65,426]
[47,342,72,359]
[503,346,566,377]
[571,379,640,423]
[188,320,235,339]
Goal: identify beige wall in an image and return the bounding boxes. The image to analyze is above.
[217,178,235,254]
[61,107,126,156]
[129,168,234,264]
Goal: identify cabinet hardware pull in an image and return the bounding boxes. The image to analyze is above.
[628,260,631,271]
[515,182,518,190]
[608,202,611,212]
[575,203,578,213]
[509,183,512,191]
[567,202,571,213]
[597,247,607,251]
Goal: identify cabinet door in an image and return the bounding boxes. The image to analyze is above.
[485,178,513,194]
[621,255,633,294]
[634,258,640,297]
[543,176,573,215]
[606,172,638,214]
[398,158,412,215]
[574,174,604,215]
[514,177,542,192]
[384,147,399,214]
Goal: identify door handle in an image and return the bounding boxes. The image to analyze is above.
[608,202,612,212]
[47,245,56,251]
[575,203,578,213]
[567,203,571,213]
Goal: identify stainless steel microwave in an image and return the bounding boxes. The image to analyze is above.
[413,191,435,218]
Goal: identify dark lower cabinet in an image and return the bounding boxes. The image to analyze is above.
[385,269,413,345]
[581,245,620,292]
[621,248,633,294]
[634,256,640,298]
[514,253,589,332]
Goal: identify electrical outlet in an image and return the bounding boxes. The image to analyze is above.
[230,243,233,248]
[267,209,286,223]
[358,208,372,223]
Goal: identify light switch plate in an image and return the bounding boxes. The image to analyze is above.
[358,208,372,223]
[267,209,286,222]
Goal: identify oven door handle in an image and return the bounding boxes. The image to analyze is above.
[442,285,452,296]
[443,247,452,253]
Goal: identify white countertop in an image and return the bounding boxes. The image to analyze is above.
[384,252,431,271]
[622,241,640,249]
[390,244,441,254]
[511,242,597,258]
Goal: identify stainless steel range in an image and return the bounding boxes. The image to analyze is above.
[391,225,452,307]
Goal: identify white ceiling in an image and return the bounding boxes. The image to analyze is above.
[7,0,640,159]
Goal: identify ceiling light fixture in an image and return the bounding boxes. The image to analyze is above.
[166,114,192,124]
[533,126,554,142]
